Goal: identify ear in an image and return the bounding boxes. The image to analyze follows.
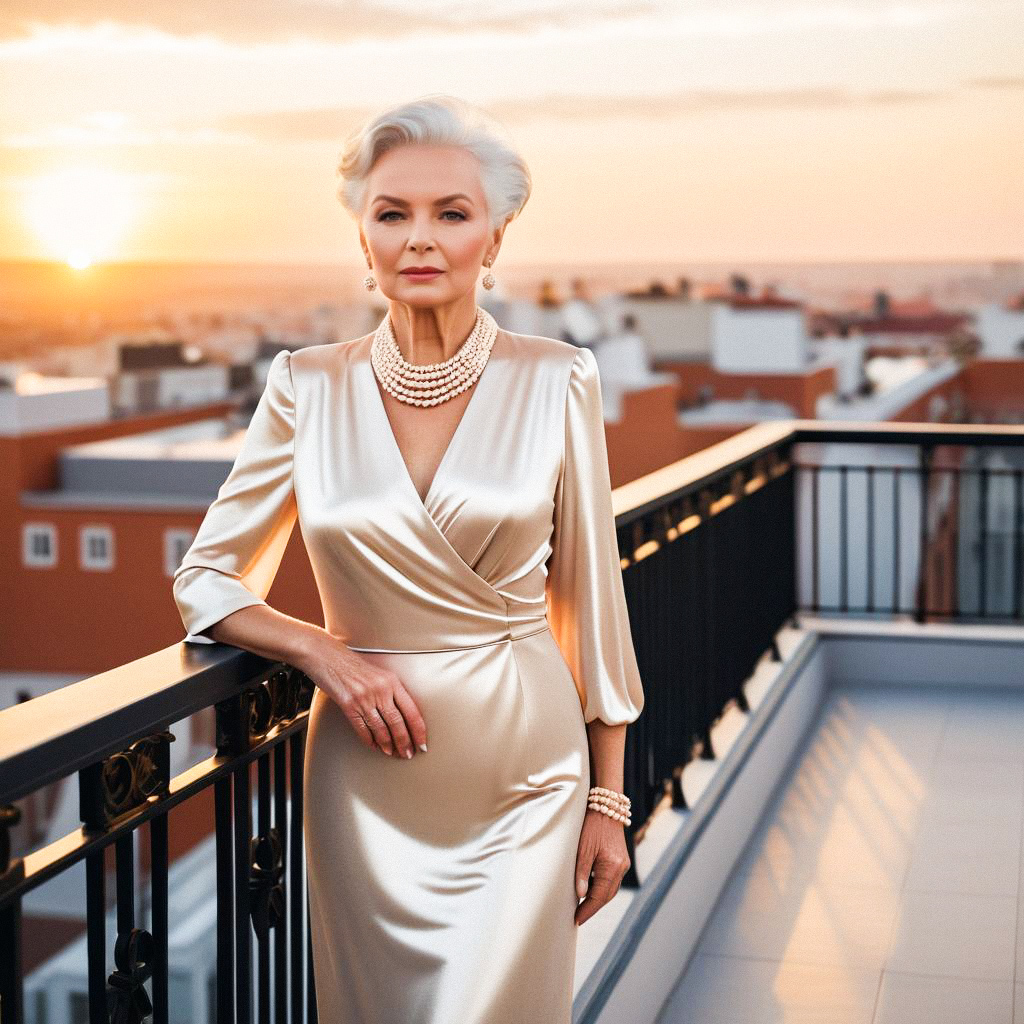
[357,225,372,267]
[486,215,513,265]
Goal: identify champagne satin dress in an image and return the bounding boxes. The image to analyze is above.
[172,314,646,1023]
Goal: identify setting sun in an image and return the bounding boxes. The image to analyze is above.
[21,166,143,268]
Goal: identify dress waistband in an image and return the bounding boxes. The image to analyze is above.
[344,622,551,655]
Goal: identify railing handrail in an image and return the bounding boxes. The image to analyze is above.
[614,418,1024,523]
[0,643,270,805]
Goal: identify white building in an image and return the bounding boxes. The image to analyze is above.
[974,302,1024,357]
[0,374,110,436]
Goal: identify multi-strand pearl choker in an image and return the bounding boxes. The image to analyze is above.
[371,306,499,407]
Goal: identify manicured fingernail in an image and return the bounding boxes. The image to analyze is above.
[419,743,428,753]
[404,749,412,759]
[576,880,587,898]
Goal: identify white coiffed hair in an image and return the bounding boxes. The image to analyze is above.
[336,94,532,233]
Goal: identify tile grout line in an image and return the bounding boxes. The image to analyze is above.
[1012,761,1023,1022]
[872,696,952,1023]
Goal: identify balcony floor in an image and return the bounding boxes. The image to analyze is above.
[657,682,1024,1024]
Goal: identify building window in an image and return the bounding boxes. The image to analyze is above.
[23,523,57,567]
[165,528,196,577]
[80,525,115,570]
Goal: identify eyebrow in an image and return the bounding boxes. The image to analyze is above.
[370,193,474,207]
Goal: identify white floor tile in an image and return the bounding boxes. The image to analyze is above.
[885,890,1017,981]
[873,971,1013,1024]
[939,695,1024,764]
[902,813,1021,896]
[697,870,900,971]
[658,953,880,1024]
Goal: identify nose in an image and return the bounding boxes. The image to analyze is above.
[406,212,435,252]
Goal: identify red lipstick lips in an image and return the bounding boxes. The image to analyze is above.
[400,266,443,280]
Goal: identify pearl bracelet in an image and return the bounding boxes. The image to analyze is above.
[587,785,631,825]
[587,802,631,825]
[588,786,630,810]
[590,785,630,800]
[588,793,630,810]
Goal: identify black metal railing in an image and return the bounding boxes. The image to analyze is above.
[0,652,318,1024]
[3,419,1024,1022]
[792,424,1024,622]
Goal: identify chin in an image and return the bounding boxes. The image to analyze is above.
[393,284,467,305]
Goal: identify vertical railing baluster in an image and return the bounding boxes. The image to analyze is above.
[916,445,932,623]
[979,464,989,617]
[234,761,253,1023]
[115,832,134,954]
[702,487,716,738]
[151,814,169,1024]
[290,732,306,1024]
[893,466,902,613]
[0,901,20,1024]
[274,741,288,1022]
[811,466,819,612]
[839,465,848,612]
[257,754,271,1024]
[1014,469,1023,620]
[85,849,107,1023]
[866,465,875,613]
[951,466,960,618]
[0,807,23,1024]
[215,774,236,1024]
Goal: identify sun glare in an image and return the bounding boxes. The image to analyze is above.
[22,165,143,268]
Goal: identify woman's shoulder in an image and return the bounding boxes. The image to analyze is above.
[289,333,372,376]
[496,326,582,373]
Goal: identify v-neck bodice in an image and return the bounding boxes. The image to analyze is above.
[288,327,562,651]
[368,337,495,516]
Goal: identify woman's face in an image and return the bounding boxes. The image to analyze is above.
[359,143,504,308]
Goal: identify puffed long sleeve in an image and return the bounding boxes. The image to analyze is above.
[172,349,298,644]
[545,346,645,726]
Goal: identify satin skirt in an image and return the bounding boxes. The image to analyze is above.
[302,625,591,1024]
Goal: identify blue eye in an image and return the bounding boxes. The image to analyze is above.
[376,210,467,222]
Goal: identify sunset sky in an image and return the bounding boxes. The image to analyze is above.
[0,0,1020,268]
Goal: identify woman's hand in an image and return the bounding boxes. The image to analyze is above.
[298,630,427,758]
[573,809,631,926]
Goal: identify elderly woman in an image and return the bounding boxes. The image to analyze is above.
[172,94,644,1023]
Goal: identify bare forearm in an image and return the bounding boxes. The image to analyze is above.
[586,719,626,792]
[202,604,334,676]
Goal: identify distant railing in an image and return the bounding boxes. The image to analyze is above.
[793,425,1024,622]
[3,419,1024,1023]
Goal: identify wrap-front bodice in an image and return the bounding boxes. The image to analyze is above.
[173,321,644,727]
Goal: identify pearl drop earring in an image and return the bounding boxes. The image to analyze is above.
[482,257,496,290]
[363,271,377,292]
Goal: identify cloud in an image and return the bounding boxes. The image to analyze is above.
[0,0,992,46]
[964,75,1024,90]
[0,0,663,46]
[186,86,949,145]
[1,85,956,149]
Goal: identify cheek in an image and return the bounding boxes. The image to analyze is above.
[444,229,490,269]
[363,225,402,262]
